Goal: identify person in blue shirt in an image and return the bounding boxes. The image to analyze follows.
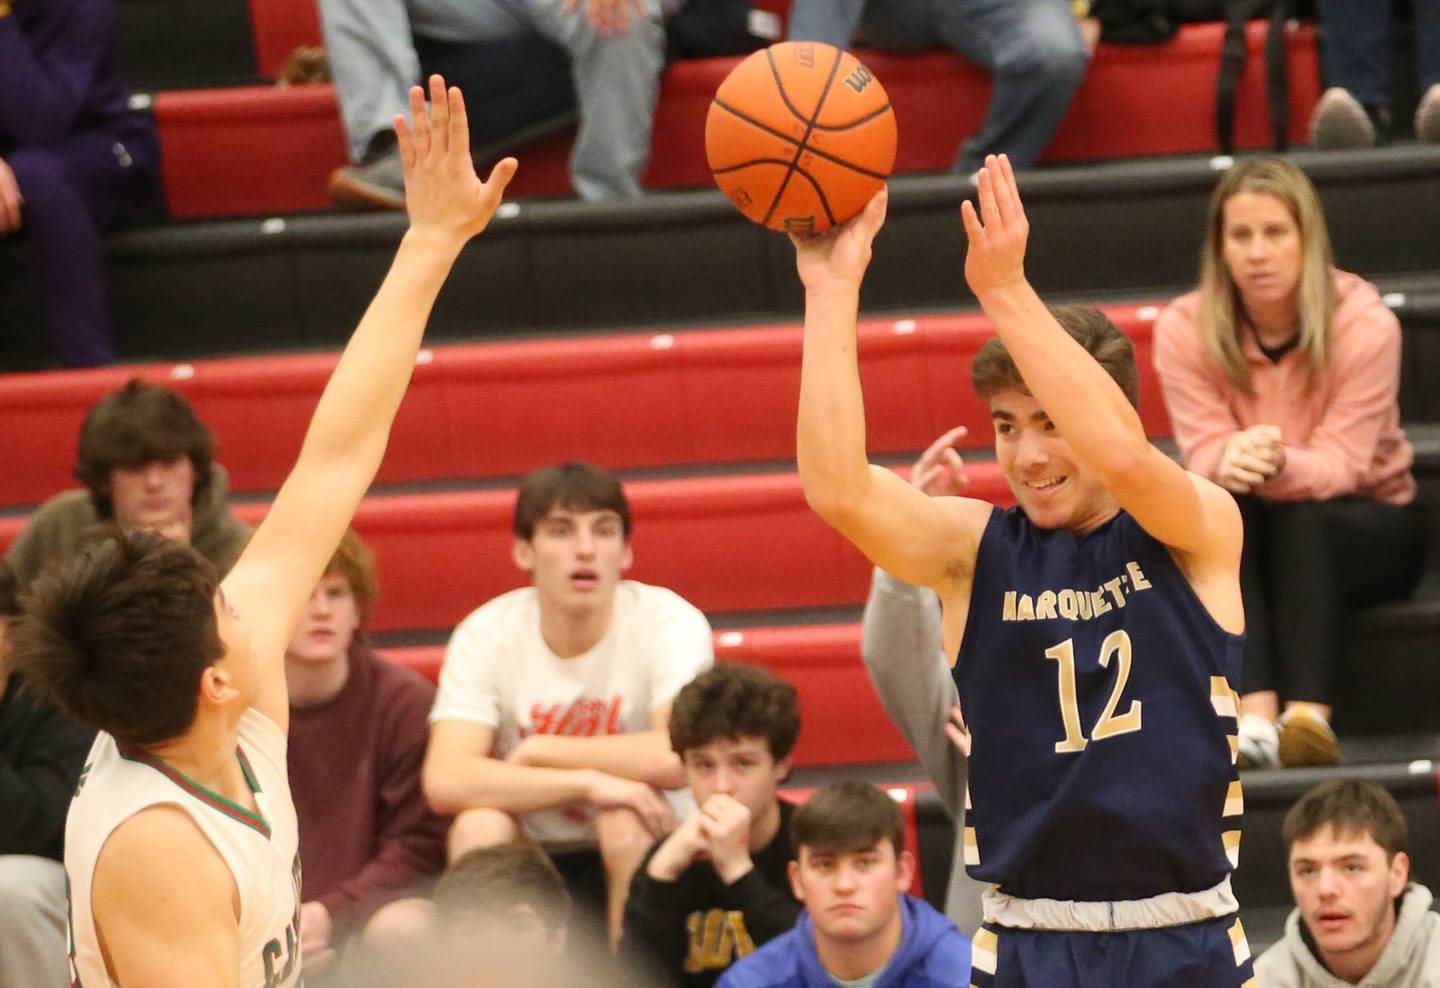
[717,782,971,988]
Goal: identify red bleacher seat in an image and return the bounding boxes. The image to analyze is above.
[0,305,1168,508]
[386,623,916,769]
[149,22,1317,216]
[248,0,325,80]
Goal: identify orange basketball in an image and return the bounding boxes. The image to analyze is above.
[706,42,897,234]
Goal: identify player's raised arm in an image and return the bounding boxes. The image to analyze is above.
[793,191,991,591]
[224,76,517,728]
[959,155,1241,566]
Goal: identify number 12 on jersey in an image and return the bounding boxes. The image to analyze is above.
[1046,630,1142,753]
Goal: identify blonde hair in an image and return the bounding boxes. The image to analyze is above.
[1197,158,1336,391]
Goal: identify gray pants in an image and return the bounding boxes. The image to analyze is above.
[0,856,68,987]
[318,0,666,200]
[788,0,1088,173]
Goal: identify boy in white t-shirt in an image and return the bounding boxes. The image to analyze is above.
[424,461,714,946]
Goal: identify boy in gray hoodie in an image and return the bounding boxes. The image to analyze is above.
[1256,779,1440,987]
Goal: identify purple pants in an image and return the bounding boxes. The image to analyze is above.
[5,124,160,367]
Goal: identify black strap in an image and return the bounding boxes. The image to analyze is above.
[1265,0,1291,150]
[1216,0,1256,154]
[1217,0,1292,153]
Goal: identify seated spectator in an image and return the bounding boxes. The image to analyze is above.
[717,781,972,988]
[1308,0,1440,147]
[859,426,992,936]
[0,560,96,987]
[424,461,713,946]
[319,0,666,206]
[0,0,162,367]
[1255,778,1440,986]
[1154,158,1425,769]
[4,380,252,588]
[787,0,1088,174]
[285,531,449,981]
[624,662,803,985]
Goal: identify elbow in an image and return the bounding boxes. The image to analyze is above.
[1094,435,1156,489]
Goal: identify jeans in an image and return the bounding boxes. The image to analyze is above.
[1319,0,1440,105]
[0,856,69,987]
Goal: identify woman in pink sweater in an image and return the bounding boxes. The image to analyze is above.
[1153,158,1425,770]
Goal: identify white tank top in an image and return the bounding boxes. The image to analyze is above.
[65,708,302,987]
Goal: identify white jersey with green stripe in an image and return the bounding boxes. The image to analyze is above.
[64,708,302,987]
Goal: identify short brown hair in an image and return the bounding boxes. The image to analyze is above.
[434,845,572,932]
[970,306,1140,409]
[323,530,378,628]
[513,462,631,541]
[75,380,217,518]
[1283,779,1408,861]
[793,782,904,859]
[10,531,224,746]
[669,663,801,763]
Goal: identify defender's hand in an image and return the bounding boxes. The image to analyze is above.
[791,188,888,297]
[961,154,1030,297]
[910,426,970,497]
[395,75,517,248]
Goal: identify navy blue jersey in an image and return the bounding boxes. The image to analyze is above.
[955,506,1244,902]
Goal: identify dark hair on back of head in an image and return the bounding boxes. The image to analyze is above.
[11,531,225,746]
[75,380,216,518]
[513,461,631,541]
[435,845,572,931]
[1283,779,1409,861]
[669,663,801,762]
[970,306,1140,409]
[0,560,20,618]
[793,781,905,859]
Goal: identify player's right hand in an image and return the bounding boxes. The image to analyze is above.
[586,773,676,837]
[395,75,517,247]
[910,426,970,497]
[0,156,23,235]
[790,187,887,297]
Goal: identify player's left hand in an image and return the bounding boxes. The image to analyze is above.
[697,794,755,884]
[395,75,517,249]
[791,187,888,297]
[961,154,1030,298]
[563,0,645,36]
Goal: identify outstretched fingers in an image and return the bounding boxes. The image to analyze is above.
[427,75,449,157]
[446,84,469,164]
[407,84,430,161]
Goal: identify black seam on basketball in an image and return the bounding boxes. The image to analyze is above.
[797,140,890,180]
[810,101,894,132]
[762,47,844,228]
[712,158,798,175]
[712,99,804,150]
[791,164,837,228]
[764,48,818,131]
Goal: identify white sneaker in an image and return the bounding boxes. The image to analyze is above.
[1236,713,1280,770]
[1416,84,1440,144]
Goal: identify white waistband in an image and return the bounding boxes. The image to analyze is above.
[982,876,1238,932]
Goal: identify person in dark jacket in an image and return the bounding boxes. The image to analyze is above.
[0,560,97,987]
[624,663,804,986]
[717,782,971,988]
[0,0,162,367]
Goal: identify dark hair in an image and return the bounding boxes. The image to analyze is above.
[1283,779,1409,861]
[322,530,378,628]
[75,380,216,518]
[669,663,801,762]
[792,782,904,859]
[434,845,572,931]
[970,306,1140,409]
[10,531,225,746]
[0,561,19,618]
[513,462,631,541]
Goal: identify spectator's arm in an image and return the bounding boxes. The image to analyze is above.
[0,0,115,145]
[860,568,965,816]
[316,679,448,938]
[1152,303,1245,482]
[423,719,598,816]
[508,718,684,790]
[1257,308,1403,501]
[0,693,93,855]
[621,842,689,975]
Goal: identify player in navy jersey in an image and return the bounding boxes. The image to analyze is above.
[790,155,1254,987]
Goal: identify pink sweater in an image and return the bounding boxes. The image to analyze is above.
[1154,270,1415,506]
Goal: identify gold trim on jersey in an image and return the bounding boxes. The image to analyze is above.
[1210,676,1240,718]
[964,826,980,866]
[1222,830,1242,869]
[971,928,999,975]
[1223,780,1244,818]
[1229,917,1252,966]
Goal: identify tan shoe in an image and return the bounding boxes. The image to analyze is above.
[1309,87,1376,149]
[1417,84,1440,144]
[1278,707,1340,768]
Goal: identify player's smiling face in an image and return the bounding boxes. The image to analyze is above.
[1289,825,1408,968]
[989,388,1117,533]
[514,507,632,613]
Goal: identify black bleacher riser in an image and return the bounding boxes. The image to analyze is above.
[3,147,1440,370]
[116,0,260,91]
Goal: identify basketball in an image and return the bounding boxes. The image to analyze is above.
[706,42,897,235]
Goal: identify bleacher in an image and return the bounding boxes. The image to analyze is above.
[4,0,1440,958]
